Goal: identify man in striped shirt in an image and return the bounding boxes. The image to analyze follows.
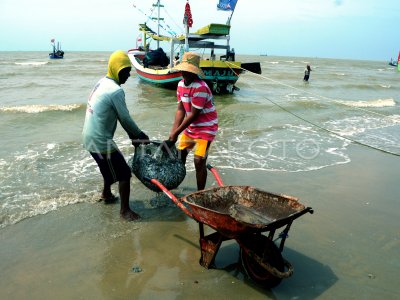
[167,52,218,190]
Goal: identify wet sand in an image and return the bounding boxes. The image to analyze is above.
[1,145,399,299]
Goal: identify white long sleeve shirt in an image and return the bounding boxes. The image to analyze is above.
[82,77,141,153]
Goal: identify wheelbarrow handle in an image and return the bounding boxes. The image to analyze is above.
[206,164,224,187]
[143,176,194,219]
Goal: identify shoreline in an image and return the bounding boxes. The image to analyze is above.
[1,145,399,299]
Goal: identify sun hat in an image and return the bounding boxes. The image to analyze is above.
[172,52,205,78]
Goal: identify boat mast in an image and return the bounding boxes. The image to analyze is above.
[225,1,238,54]
[225,10,235,54]
[226,10,235,26]
[151,0,164,49]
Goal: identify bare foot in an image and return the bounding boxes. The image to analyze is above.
[120,209,140,221]
[99,194,118,204]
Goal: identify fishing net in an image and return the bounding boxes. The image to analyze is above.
[129,141,186,192]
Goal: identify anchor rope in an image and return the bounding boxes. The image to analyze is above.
[224,61,400,157]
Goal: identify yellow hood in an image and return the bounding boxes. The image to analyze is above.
[106,50,131,84]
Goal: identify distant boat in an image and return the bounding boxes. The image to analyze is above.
[260,52,268,56]
[399,51,400,71]
[389,51,400,68]
[388,59,397,67]
[49,39,64,59]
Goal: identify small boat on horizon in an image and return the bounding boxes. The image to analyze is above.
[388,58,398,67]
[49,39,64,59]
[388,51,400,69]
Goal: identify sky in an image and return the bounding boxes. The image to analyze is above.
[0,0,398,61]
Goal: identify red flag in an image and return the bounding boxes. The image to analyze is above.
[183,1,193,28]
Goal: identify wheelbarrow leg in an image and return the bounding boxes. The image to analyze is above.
[198,223,225,269]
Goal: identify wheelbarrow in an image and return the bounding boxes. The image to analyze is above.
[146,164,313,288]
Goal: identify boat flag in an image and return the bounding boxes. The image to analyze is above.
[217,0,238,11]
[51,38,55,43]
[183,1,193,28]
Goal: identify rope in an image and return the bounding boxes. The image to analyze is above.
[132,2,179,37]
[224,62,400,157]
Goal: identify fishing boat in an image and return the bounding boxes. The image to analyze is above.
[49,39,64,59]
[389,51,400,69]
[388,58,398,67]
[128,0,261,94]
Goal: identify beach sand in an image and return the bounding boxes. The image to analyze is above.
[1,145,399,299]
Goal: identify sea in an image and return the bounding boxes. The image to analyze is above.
[0,51,399,229]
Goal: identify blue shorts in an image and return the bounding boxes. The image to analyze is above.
[90,151,132,185]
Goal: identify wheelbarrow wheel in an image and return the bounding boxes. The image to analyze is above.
[239,235,284,288]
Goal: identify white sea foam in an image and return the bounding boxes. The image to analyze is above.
[336,98,396,108]
[14,61,48,66]
[0,141,99,229]
[0,104,83,113]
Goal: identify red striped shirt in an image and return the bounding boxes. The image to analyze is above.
[177,79,218,141]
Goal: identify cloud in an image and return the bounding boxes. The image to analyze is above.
[334,0,344,6]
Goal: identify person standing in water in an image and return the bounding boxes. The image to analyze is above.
[166,52,218,191]
[82,50,149,221]
[304,64,312,82]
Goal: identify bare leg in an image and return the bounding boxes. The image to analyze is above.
[119,180,140,221]
[194,156,207,190]
[101,180,113,198]
[178,149,189,164]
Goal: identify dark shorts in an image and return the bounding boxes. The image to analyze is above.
[90,151,132,185]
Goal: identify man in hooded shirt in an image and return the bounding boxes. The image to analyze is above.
[82,50,149,221]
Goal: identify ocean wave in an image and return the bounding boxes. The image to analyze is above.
[0,103,85,113]
[14,61,48,66]
[0,141,98,229]
[342,83,393,90]
[336,98,396,108]
[324,114,400,137]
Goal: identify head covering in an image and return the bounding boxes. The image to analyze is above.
[172,52,205,78]
[106,50,132,84]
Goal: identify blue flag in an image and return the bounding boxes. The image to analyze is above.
[217,0,238,11]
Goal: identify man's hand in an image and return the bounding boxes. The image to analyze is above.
[161,139,176,153]
[132,131,150,147]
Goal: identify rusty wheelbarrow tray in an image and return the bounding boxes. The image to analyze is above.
[147,164,313,288]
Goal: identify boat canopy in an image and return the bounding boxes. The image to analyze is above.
[193,24,230,35]
[139,23,231,43]
[139,23,174,42]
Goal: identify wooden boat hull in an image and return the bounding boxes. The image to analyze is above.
[128,50,181,89]
[128,49,243,93]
